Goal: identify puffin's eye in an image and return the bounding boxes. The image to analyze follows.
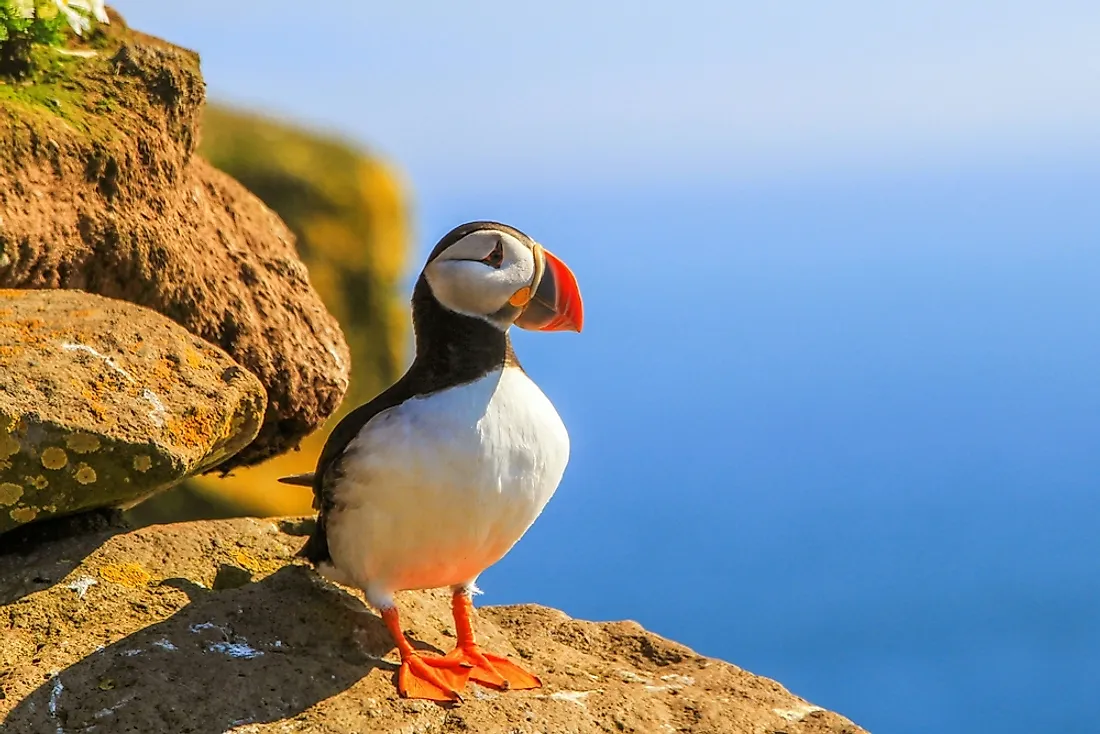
[482,240,504,269]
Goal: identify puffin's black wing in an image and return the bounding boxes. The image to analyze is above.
[295,377,418,565]
[296,272,513,566]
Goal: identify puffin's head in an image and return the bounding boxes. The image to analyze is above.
[422,221,583,333]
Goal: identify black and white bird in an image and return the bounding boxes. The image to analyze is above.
[280,221,583,701]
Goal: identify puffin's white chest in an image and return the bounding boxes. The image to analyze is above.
[326,366,569,595]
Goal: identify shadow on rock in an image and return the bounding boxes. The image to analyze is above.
[2,566,400,733]
[0,510,129,605]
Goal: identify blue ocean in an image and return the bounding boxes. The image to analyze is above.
[411,159,1100,733]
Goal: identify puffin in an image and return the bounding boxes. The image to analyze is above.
[279,221,583,702]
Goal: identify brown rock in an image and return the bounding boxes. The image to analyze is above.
[0,290,266,534]
[0,518,867,733]
[0,13,350,468]
[127,105,414,526]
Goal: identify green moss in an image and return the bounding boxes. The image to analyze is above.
[0,45,83,121]
[0,21,156,145]
[0,79,85,129]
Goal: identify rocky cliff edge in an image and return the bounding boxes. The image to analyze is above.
[0,518,866,734]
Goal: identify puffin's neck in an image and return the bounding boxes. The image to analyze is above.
[408,276,519,391]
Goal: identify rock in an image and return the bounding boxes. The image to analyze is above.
[0,290,266,534]
[200,105,409,408]
[129,107,412,524]
[0,11,350,468]
[0,518,867,733]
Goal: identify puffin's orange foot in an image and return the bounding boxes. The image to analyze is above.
[398,653,470,702]
[440,645,542,691]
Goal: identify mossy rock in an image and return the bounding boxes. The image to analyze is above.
[0,10,351,469]
[0,289,266,535]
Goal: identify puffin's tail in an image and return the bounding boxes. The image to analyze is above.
[297,522,331,565]
[278,472,329,564]
[278,473,315,487]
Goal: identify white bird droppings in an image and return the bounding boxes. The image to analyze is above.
[190,621,264,658]
[210,641,264,659]
[659,673,695,686]
[773,704,825,722]
[544,690,601,707]
[59,342,169,426]
[66,576,97,599]
[61,343,135,383]
[141,388,168,427]
[47,675,64,734]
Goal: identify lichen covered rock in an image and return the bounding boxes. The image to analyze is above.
[0,517,867,733]
[0,11,350,468]
[0,290,266,534]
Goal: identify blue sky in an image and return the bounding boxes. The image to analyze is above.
[114,1,1100,187]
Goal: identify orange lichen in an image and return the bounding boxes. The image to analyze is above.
[98,563,152,587]
[233,549,279,576]
[0,318,61,353]
[0,482,23,506]
[66,433,102,454]
[10,506,37,523]
[40,447,68,470]
[78,379,105,400]
[133,455,153,472]
[164,408,224,451]
[73,377,111,421]
[144,356,179,392]
[74,463,97,484]
[0,433,19,459]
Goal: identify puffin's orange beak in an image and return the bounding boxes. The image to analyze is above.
[515,247,584,333]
